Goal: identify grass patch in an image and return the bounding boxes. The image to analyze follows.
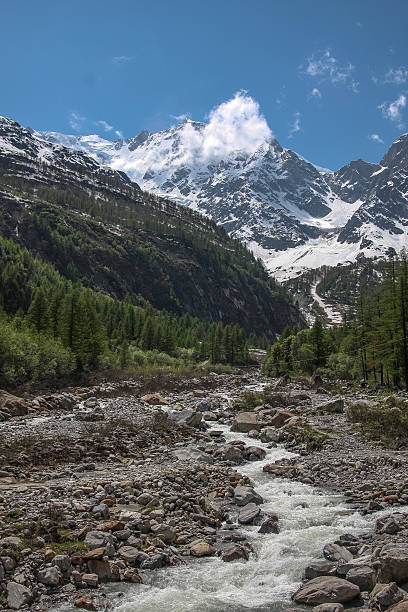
[287,424,329,451]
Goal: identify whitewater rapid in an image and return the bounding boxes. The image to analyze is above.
[108,423,373,612]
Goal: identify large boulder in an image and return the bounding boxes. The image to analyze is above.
[0,390,28,418]
[37,566,61,586]
[169,410,202,428]
[316,398,344,413]
[189,540,216,557]
[84,530,114,550]
[371,582,406,610]
[87,560,120,582]
[238,503,261,525]
[243,446,266,461]
[7,582,32,609]
[305,562,337,580]
[269,409,294,428]
[231,412,265,433]
[378,544,408,583]
[293,577,360,605]
[345,566,376,592]
[233,486,263,506]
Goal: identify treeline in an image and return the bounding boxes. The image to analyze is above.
[263,252,408,390]
[0,237,266,387]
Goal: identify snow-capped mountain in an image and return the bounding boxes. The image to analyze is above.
[6,115,408,280]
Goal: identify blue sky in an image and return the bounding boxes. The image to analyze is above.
[1,0,408,169]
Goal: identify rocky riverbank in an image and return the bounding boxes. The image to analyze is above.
[1,370,408,611]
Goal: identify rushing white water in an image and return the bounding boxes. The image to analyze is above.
[100,423,374,612]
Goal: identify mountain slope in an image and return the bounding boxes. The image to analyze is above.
[0,117,302,337]
[35,118,408,280]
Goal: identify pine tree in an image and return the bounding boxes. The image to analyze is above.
[27,287,51,334]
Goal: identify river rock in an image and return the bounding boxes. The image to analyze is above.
[140,553,167,569]
[85,530,113,550]
[378,543,408,583]
[123,568,143,583]
[244,446,266,461]
[82,573,99,587]
[169,410,202,427]
[258,515,279,534]
[75,594,97,610]
[371,582,406,610]
[222,545,249,562]
[141,393,168,405]
[233,486,263,506]
[323,543,353,563]
[231,412,264,433]
[238,503,261,525]
[118,546,140,564]
[316,398,344,413]
[7,582,32,609]
[37,565,61,586]
[0,390,28,417]
[218,444,244,464]
[269,409,294,428]
[189,540,216,557]
[305,562,337,579]
[260,427,282,443]
[345,566,376,591]
[87,560,120,582]
[293,576,360,605]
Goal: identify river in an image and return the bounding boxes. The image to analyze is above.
[91,422,374,612]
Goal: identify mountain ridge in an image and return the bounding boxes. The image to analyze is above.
[23,116,407,280]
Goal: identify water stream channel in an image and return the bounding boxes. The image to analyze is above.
[86,423,376,611]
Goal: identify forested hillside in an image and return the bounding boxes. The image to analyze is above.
[263,252,408,389]
[0,237,269,388]
[0,117,303,338]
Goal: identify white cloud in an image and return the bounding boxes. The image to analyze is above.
[384,67,408,85]
[112,92,272,177]
[303,50,359,92]
[288,112,301,138]
[96,120,114,132]
[69,112,85,132]
[115,130,123,139]
[179,91,272,162]
[112,55,135,63]
[372,67,408,86]
[379,94,406,127]
[311,87,322,99]
[369,133,384,144]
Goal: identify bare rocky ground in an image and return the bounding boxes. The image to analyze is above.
[1,370,408,611]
